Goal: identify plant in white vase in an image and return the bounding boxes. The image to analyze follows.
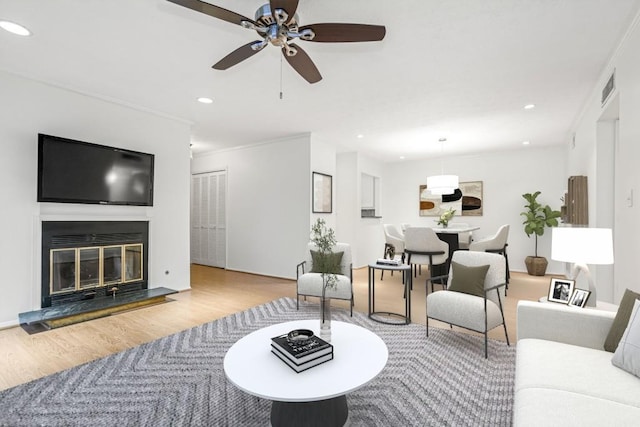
[310,218,337,341]
[437,208,456,227]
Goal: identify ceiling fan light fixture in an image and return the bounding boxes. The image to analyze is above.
[283,44,297,56]
[299,28,315,41]
[251,40,268,51]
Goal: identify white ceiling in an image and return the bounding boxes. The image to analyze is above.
[1,0,638,161]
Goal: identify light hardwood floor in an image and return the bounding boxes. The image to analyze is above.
[0,264,552,392]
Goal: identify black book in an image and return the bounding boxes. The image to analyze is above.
[271,347,334,373]
[271,334,332,364]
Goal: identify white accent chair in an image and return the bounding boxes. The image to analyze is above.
[296,242,353,315]
[404,227,449,290]
[469,224,510,287]
[426,251,509,358]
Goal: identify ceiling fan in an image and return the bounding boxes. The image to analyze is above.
[167,0,386,83]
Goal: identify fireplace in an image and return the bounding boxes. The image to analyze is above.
[41,221,149,308]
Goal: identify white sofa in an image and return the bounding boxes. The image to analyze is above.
[514,300,640,426]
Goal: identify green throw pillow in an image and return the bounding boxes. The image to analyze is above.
[310,250,344,275]
[604,288,640,352]
[448,262,490,298]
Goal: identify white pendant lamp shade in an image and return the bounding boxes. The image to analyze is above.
[427,174,459,195]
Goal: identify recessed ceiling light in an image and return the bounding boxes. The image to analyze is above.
[0,20,31,36]
[522,141,531,145]
[357,134,364,139]
[399,156,405,160]
[197,97,213,104]
[524,104,535,110]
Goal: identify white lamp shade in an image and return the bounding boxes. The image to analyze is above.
[426,175,459,195]
[551,227,614,265]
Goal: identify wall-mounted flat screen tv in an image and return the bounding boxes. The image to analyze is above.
[38,134,154,206]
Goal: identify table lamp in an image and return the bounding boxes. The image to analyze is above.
[551,227,614,307]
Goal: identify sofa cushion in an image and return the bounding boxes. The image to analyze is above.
[426,290,503,332]
[448,261,489,297]
[309,250,344,275]
[297,273,351,300]
[513,387,640,427]
[612,299,640,378]
[515,339,640,409]
[604,288,640,352]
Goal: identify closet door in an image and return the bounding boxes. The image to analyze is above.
[191,170,226,268]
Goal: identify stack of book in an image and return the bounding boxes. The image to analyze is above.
[376,258,402,266]
[271,333,333,373]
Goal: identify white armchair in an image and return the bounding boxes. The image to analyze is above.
[426,251,509,358]
[296,242,353,315]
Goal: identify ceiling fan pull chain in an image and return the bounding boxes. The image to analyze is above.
[279,54,283,99]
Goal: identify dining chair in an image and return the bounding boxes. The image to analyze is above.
[404,227,449,291]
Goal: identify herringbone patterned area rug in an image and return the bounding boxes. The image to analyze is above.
[0,297,515,426]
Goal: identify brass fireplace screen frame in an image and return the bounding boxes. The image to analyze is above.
[49,244,143,295]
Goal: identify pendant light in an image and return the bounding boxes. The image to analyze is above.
[427,138,458,195]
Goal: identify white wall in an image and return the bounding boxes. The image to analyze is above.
[310,135,337,231]
[191,135,310,279]
[0,70,192,327]
[569,14,640,303]
[336,152,385,268]
[382,146,567,274]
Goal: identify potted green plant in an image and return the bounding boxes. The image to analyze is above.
[437,207,456,227]
[520,191,562,276]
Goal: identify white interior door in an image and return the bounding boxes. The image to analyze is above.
[191,170,226,268]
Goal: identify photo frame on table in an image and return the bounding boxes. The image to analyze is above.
[312,172,332,213]
[548,278,575,304]
[568,288,591,308]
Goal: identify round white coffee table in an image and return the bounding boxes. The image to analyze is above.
[224,319,388,427]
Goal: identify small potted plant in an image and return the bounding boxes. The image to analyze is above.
[520,191,562,276]
[437,207,456,228]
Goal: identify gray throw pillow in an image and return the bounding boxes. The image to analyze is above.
[604,289,640,352]
[448,262,490,298]
[310,250,344,275]
[612,299,640,378]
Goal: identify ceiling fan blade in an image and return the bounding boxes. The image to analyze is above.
[299,23,386,42]
[269,0,299,23]
[283,44,322,84]
[167,0,256,27]
[213,41,264,70]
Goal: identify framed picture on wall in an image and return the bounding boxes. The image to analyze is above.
[312,172,332,213]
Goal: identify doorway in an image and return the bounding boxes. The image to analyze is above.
[191,170,227,268]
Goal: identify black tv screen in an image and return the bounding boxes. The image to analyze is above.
[38,134,154,206]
